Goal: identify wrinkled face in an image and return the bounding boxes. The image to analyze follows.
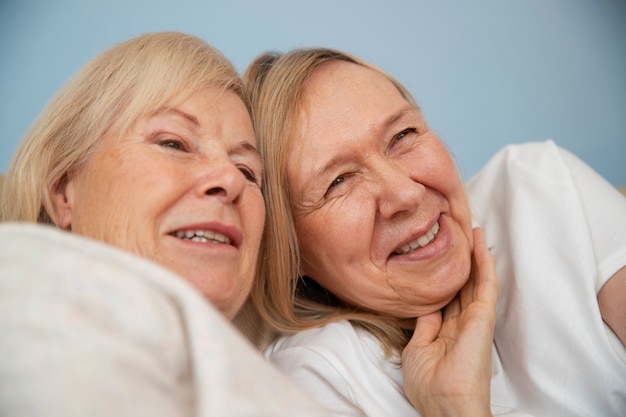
[53,88,265,319]
[288,61,473,318]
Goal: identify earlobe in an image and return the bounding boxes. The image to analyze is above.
[48,173,75,230]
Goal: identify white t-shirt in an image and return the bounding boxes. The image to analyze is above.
[468,140,626,416]
[265,140,626,417]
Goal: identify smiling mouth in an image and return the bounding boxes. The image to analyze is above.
[172,229,231,245]
[394,221,440,255]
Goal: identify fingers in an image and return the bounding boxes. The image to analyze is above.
[472,227,490,278]
[458,272,475,313]
[471,227,498,305]
[458,227,488,310]
[401,228,497,417]
[449,227,495,317]
[405,311,443,352]
[442,293,460,321]
[453,227,498,324]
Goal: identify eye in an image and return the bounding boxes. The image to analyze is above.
[238,165,260,186]
[393,127,417,143]
[330,175,345,189]
[327,175,346,191]
[157,136,189,152]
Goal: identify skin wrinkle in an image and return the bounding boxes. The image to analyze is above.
[287,61,473,319]
[54,87,264,319]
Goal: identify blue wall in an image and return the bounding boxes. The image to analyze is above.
[1,0,624,186]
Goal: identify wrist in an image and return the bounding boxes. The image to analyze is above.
[415,395,492,417]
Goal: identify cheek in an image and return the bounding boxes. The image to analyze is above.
[70,168,128,237]
[439,166,473,239]
[245,193,266,253]
[296,203,374,274]
[72,159,168,250]
[453,192,473,245]
[295,218,327,267]
[73,190,147,253]
[421,145,472,233]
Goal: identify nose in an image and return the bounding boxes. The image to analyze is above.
[196,159,247,204]
[375,160,425,219]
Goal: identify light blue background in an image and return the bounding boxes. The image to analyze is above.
[1,0,624,186]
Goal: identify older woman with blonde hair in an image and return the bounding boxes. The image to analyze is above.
[0,31,266,318]
[0,32,328,417]
[3,32,247,224]
[244,47,626,416]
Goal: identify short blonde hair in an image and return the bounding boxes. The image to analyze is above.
[244,48,418,354]
[1,31,246,224]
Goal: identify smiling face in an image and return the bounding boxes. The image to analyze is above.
[288,61,473,318]
[51,87,265,319]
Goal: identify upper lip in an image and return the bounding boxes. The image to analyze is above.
[168,222,242,248]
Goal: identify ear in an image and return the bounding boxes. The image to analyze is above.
[48,173,76,230]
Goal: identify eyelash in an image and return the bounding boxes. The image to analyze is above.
[326,127,419,194]
[238,165,260,185]
[328,175,346,190]
[158,138,189,152]
[157,137,260,186]
[326,171,357,196]
[393,127,417,143]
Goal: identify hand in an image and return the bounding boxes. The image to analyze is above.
[401,227,498,417]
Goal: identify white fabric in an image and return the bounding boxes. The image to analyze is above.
[265,140,626,417]
[0,223,329,417]
[267,320,415,417]
[467,140,626,416]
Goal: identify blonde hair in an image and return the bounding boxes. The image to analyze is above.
[0,31,246,224]
[244,48,418,354]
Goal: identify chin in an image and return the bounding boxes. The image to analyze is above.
[424,274,468,311]
[439,257,471,292]
[392,298,454,319]
[206,286,248,318]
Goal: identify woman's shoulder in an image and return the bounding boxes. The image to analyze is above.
[466,140,569,190]
[466,139,623,196]
[267,320,381,357]
[264,319,398,379]
[264,320,413,416]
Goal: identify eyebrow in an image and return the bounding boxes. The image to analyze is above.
[152,107,261,157]
[158,107,200,126]
[306,104,416,184]
[233,141,262,159]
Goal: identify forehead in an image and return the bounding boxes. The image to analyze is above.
[149,87,252,131]
[287,61,417,193]
[293,61,414,151]
[100,87,255,155]
[304,60,398,98]
[299,61,409,131]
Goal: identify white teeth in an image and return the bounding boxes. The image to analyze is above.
[417,234,430,247]
[174,229,231,244]
[394,221,440,255]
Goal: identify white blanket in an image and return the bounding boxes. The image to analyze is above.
[0,223,327,417]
